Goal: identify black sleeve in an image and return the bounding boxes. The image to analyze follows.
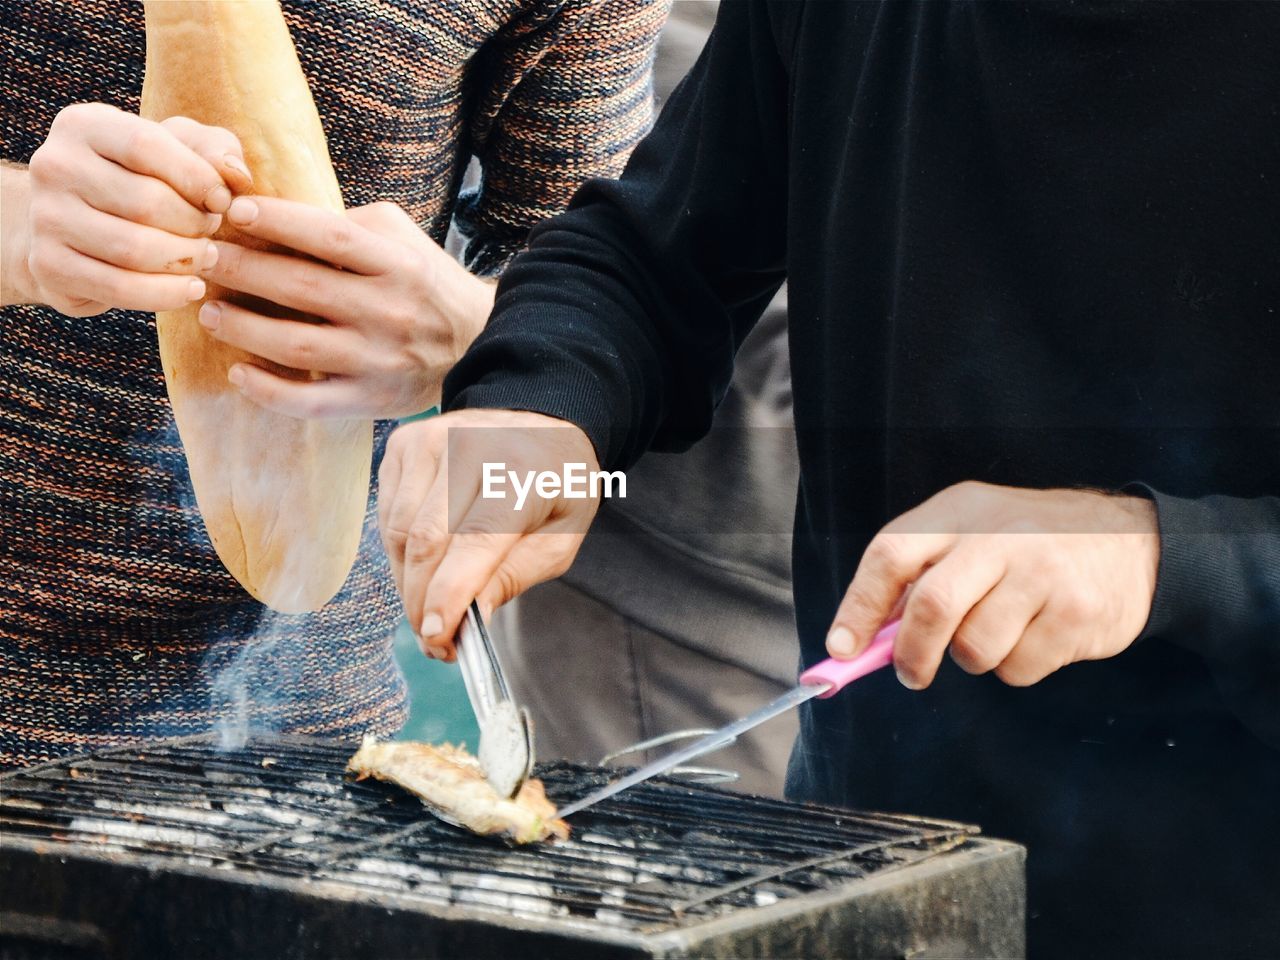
[1135,486,1280,747]
[442,0,790,471]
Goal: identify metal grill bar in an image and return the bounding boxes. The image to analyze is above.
[0,735,977,935]
[670,829,973,914]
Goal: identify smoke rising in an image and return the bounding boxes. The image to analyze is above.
[146,406,316,751]
[208,610,307,751]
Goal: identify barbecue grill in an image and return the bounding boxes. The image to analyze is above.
[0,735,1025,958]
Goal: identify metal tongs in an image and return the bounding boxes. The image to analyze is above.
[455,601,535,799]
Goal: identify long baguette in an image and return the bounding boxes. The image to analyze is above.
[140,0,371,613]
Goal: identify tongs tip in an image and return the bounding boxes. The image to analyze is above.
[458,602,535,799]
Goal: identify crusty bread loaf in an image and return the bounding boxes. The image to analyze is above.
[140,0,371,613]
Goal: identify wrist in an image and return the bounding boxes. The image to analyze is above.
[1118,492,1161,627]
[0,163,37,306]
[455,271,496,362]
[1106,490,1160,533]
[1120,483,1195,647]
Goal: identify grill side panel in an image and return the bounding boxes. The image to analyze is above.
[651,841,1027,959]
[0,839,1025,960]
[0,844,651,960]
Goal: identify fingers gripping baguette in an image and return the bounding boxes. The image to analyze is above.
[140,0,371,613]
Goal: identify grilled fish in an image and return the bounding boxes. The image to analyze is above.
[347,736,569,844]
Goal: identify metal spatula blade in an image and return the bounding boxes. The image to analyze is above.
[556,682,823,818]
[557,620,902,818]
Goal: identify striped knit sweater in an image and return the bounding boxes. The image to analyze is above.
[0,0,668,768]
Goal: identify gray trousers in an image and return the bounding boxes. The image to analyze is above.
[493,579,797,798]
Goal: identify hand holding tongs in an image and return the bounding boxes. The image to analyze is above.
[557,620,901,818]
[455,601,534,798]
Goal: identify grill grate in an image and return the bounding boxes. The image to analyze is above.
[0,735,977,936]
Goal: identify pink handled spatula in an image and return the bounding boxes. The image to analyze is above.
[557,620,901,818]
[797,620,899,696]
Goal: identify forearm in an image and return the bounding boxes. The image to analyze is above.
[1138,488,1280,653]
[445,208,681,470]
[0,161,35,306]
[445,0,789,469]
[1136,486,1280,745]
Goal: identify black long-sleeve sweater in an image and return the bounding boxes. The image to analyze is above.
[445,2,1280,955]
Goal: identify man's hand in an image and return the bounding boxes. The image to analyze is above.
[198,197,495,420]
[827,483,1160,689]
[378,409,600,660]
[4,103,250,315]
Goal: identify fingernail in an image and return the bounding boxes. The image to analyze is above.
[198,301,221,330]
[227,365,246,388]
[203,213,222,237]
[206,184,232,214]
[426,645,450,661]
[420,612,444,639]
[224,154,252,181]
[228,197,259,225]
[186,278,206,302]
[201,242,219,271]
[826,626,856,658]
[895,664,924,691]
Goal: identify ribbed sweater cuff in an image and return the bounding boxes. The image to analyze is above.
[1126,484,1280,750]
[1131,481,1218,647]
[444,360,617,470]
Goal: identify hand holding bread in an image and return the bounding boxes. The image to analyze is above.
[197,195,495,420]
[5,103,249,315]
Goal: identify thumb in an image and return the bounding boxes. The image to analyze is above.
[819,535,952,660]
[161,115,253,196]
[825,566,919,661]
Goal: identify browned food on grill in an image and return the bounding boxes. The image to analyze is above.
[347,736,569,844]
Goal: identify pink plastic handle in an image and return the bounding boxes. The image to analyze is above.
[798,620,900,699]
